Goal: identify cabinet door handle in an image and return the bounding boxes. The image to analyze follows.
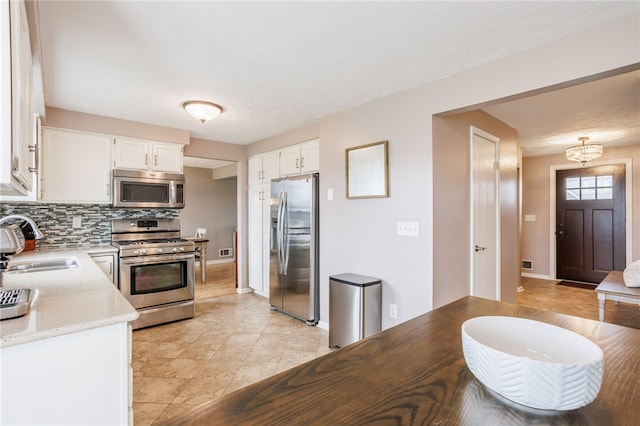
[144,154,148,165]
[296,158,299,169]
[154,155,158,166]
[300,157,304,168]
[28,144,38,173]
[106,183,110,196]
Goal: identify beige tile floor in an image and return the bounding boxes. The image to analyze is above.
[132,292,330,425]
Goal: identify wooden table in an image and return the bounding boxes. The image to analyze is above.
[158,296,640,425]
[595,270,640,321]
[186,238,209,283]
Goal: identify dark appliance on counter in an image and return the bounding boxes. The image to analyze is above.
[269,173,319,325]
[111,218,194,329]
[112,169,185,209]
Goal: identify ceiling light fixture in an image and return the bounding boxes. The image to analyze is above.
[183,101,223,123]
[565,137,603,163]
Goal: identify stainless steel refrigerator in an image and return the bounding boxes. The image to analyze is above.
[269,173,319,325]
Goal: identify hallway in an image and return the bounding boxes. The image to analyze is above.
[518,276,639,329]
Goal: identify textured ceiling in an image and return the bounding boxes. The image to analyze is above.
[37,1,639,154]
[483,70,640,157]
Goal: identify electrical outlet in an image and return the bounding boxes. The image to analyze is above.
[390,304,398,319]
[397,221,419,236]
[72,216,82,228]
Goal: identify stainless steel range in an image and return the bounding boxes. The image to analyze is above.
[111,218,195,329]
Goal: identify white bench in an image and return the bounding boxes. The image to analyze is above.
[595,271,640,322]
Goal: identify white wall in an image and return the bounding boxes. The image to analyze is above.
[245,15,640,329]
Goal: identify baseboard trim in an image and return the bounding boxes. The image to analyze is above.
[206,258,235,265]
[237,287,254,295]
[317,320,329,331]
[521,272,553,280]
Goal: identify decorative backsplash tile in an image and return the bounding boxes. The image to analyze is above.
[0,203,179,248]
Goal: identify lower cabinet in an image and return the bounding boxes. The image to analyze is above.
[0,323,133,425]
[90,253,118,285]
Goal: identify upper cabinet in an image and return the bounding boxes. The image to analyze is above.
[279,139,319,176]
[40,128,112,203]
[249,139,320,185]
[248,151,279,185]
[113,136,183,173]
[0,0,36,195]
[113,137,183,173]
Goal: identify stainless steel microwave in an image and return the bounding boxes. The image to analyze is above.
[112,169,185,208]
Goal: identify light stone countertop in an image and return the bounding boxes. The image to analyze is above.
[1,247,138,348]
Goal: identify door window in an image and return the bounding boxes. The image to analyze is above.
[565,175,613,201]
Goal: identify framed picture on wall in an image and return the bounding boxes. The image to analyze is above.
[345,140,389,199]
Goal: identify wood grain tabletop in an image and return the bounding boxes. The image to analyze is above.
[158,296,640,425]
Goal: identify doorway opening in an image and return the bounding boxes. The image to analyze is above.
[181,156,239,299]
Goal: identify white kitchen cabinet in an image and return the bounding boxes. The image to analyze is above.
[40,127,112,203]
[91,253,118,285]
[1,323,132,426]
[279,139,319,176]
[0,0,35,196]
[113,136,183,173]
[248,151,279,185]
[247,139,319,296]
[248,183,271,296]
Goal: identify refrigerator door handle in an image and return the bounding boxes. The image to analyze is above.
[276,191,285,274]
[283,192,290,275]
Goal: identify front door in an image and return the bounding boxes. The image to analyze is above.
[556,164,626,283]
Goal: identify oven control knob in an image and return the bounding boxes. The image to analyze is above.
[140,249,148,255]
[179,247,185,252]
[133,250,139,256]
[172,247,178,253]
[157,248,164,254]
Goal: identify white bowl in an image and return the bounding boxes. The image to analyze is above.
[461,316,604,411]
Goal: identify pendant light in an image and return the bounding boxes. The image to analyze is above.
[565,137,603,163]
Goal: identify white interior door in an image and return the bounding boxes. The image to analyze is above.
[470,127,500,300]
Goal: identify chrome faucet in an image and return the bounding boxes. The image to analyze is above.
[0,214,45,239]
[0,215,44,287]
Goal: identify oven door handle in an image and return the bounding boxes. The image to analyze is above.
[120,253,195,265]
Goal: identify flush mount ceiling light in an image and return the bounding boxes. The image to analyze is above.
[565,137,603,163]
[183,101,223,123]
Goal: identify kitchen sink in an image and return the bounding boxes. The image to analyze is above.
[7,258,79,274]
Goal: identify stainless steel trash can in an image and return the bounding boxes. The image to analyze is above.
[329,273,381,349]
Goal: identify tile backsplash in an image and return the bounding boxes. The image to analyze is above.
[0,203,179,248]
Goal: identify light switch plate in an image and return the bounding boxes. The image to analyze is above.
[397,221,419,236]
[525,214,536,222]
[72,216,82,228]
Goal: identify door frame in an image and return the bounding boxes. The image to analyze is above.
[549,158,633,279]
[469,126,501,300]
